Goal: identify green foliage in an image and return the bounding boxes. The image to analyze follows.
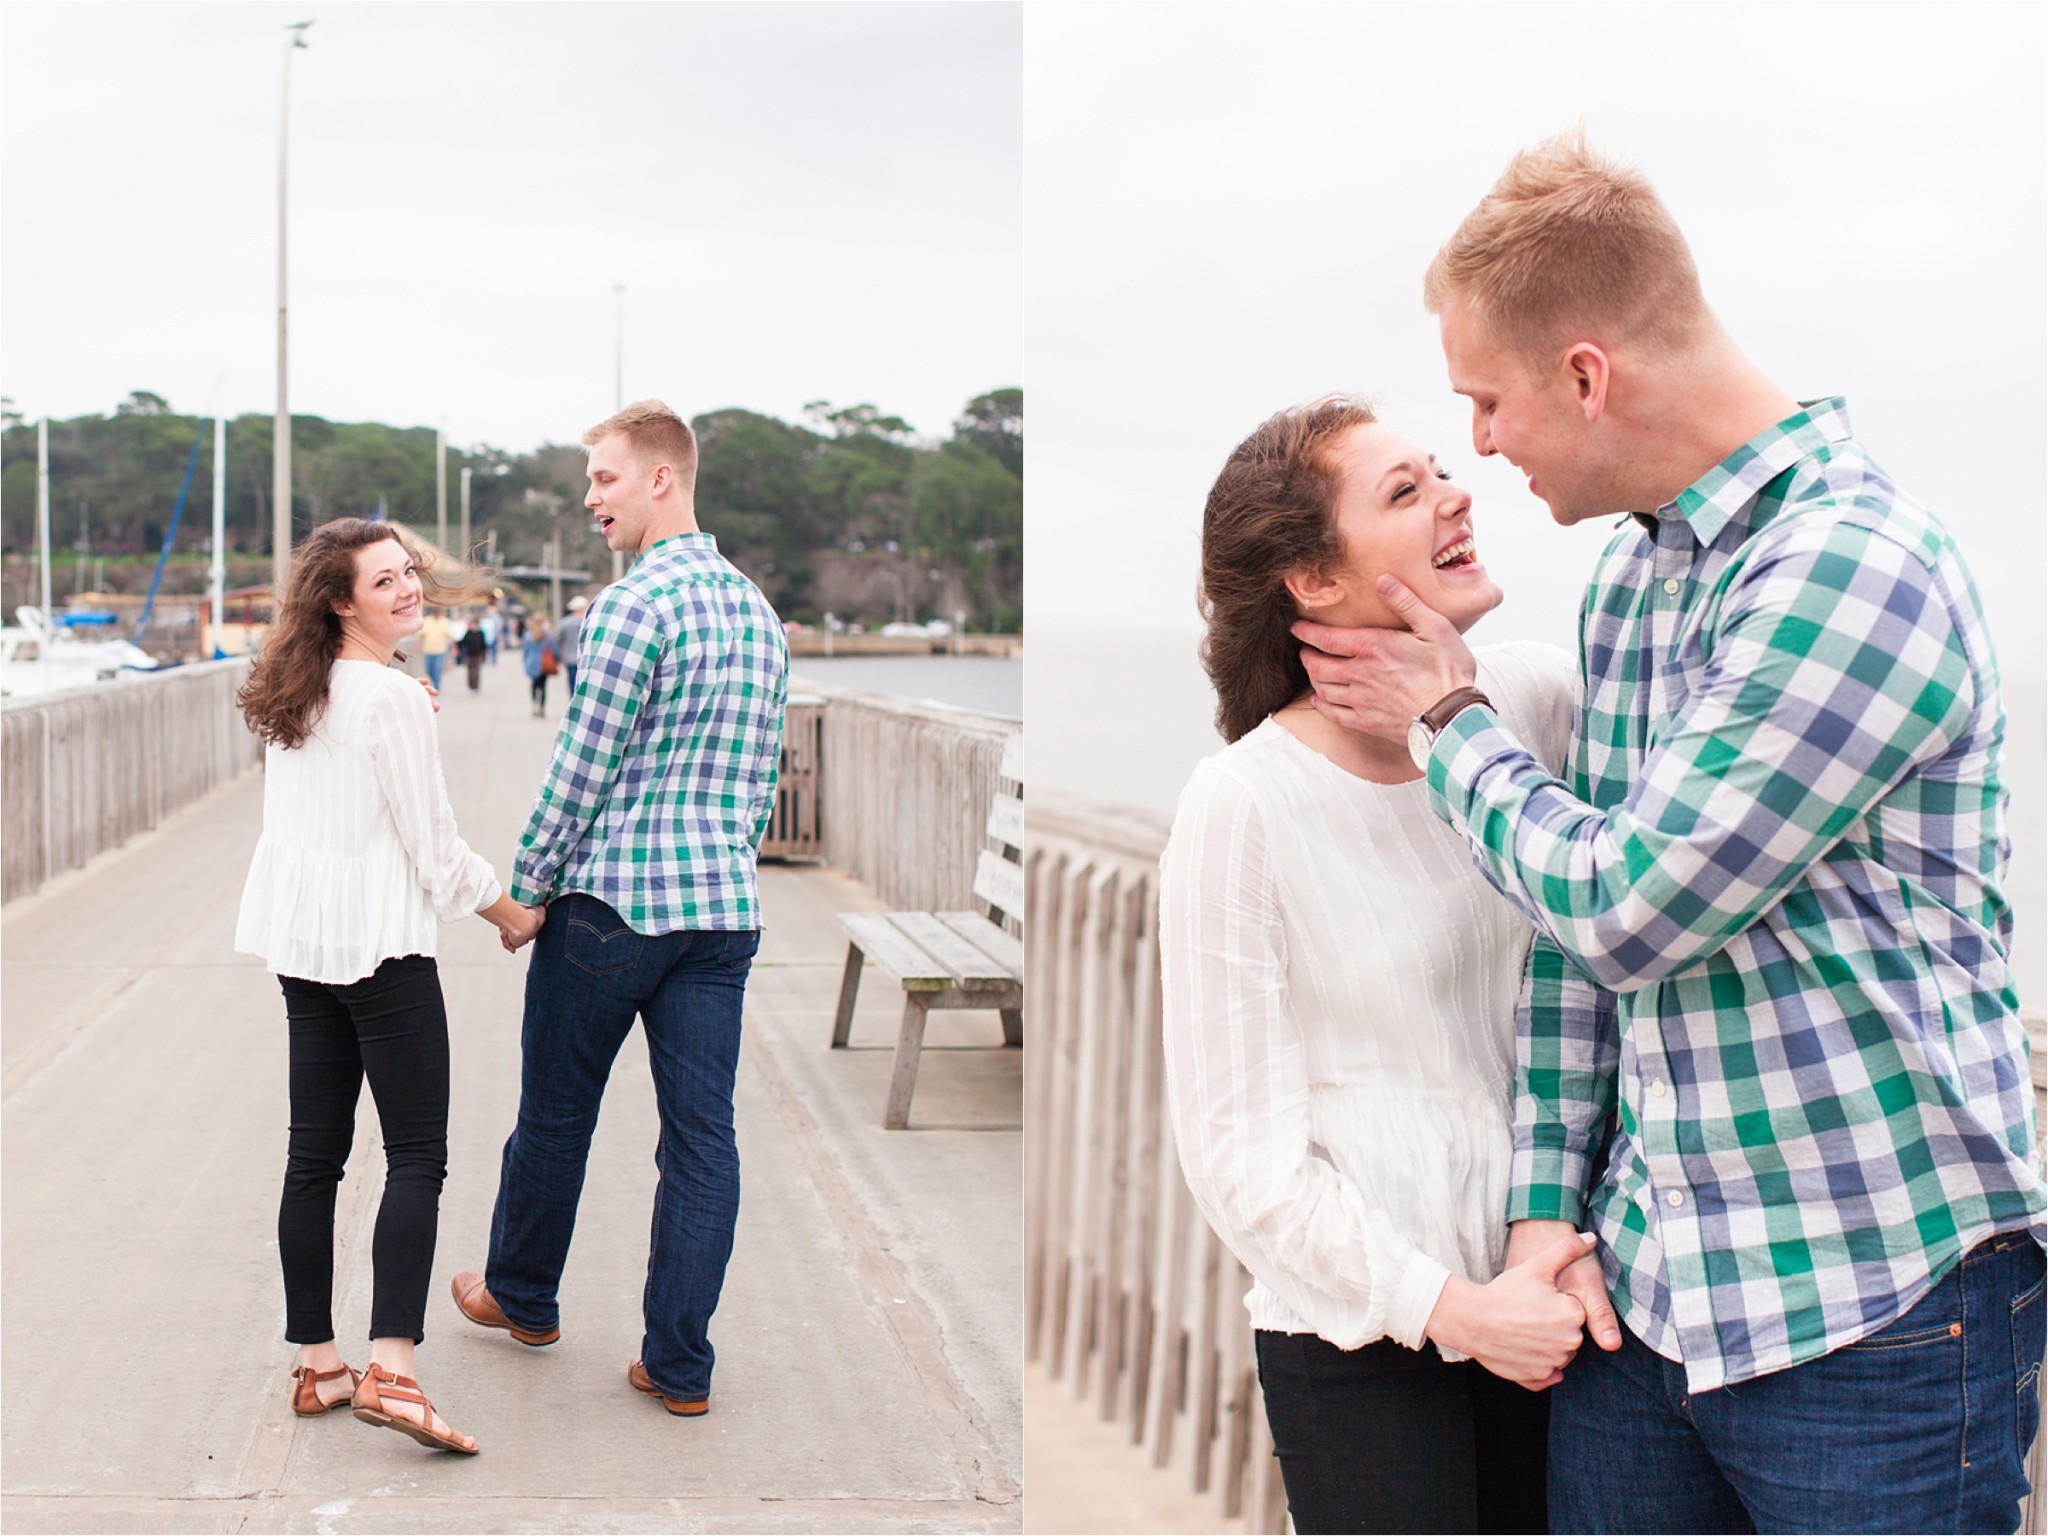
[0,387,1023,629]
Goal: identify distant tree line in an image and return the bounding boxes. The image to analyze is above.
[0,387,1021,630]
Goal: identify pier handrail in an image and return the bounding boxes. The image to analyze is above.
[1025,788,2048,1535]
[791,677,1020,921]
[2,660,261,905]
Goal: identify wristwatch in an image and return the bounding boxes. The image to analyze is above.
[1406,686,1492,772]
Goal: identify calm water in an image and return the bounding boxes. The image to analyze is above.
[788,654,1021,720]
[1031,626,2048,1013]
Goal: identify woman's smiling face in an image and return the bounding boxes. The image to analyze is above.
[336,537,425,652]
[1287,420,1504,634]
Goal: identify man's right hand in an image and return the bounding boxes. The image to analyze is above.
[1507,1217,1622,1353]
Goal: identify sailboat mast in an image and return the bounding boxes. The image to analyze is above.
[212,407,227,643]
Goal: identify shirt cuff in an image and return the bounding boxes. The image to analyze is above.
[1424,704,1515,832]
[1383,1251,1453,1354]
[1508,1172,1589,1225]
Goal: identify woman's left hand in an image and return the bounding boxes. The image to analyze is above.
[416,676,441,714]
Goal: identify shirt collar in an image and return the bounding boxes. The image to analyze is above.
[1659,396,1853,546]
[637,530,718,565]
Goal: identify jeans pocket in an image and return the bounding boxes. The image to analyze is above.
[2013,1259,2045,1462]
[566,913,641,976]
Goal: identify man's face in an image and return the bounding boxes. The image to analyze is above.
[584,433,659,554]
[1440,299,1612,527]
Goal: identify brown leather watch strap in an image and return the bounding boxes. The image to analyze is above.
[1420,685,1492,733]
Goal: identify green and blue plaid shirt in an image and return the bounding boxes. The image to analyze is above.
[512,532,787,932]
[1423,398,2044,1392]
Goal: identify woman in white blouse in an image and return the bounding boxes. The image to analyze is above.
[1159,398,1592,1534]
[236,519,543,1455]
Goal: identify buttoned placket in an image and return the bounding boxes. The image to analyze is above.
[1628,507,1736,1386]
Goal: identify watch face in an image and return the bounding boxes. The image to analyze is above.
[1407,718,1433,772]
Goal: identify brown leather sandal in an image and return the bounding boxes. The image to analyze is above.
[288,1362,362,1417]
[351,1362,479,1454]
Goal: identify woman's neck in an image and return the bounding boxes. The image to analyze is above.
[1271,693,1420,784]
[335,626,395,666]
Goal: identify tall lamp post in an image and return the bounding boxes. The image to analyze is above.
[272,19,313,597]
[459,464,472,562]
[436,419,447,554]
[611,282,625,581]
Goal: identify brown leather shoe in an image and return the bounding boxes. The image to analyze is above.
[628,1358,708,1417]
[449,1271,560,1346]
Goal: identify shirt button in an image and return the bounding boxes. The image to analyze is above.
[1662,578,1681,596]
[1651,1079,1668,1097]
[1666,1189,1684,1208]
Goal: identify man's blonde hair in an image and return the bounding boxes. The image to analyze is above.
[1424,130,1708,362]
[583,399,698,484]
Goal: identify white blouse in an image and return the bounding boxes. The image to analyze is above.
[236,660,502,985]
[1158,640,1575,1355]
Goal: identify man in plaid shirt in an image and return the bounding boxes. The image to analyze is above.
[1298,133,2044,1532]
[449,400,788,1419]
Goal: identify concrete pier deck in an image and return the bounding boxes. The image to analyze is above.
[1,658,1022,1534]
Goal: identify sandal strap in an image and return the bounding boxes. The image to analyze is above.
[361,1364,435,1413]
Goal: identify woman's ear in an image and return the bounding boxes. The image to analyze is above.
[1283,564,1347,613]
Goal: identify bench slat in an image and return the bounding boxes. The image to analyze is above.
[974,848,1026,926]
[891,911,1015,989]
[997,733,1024,785]
[836,912,951,990]
[985,793,1024,851]
[937,909,1024,978]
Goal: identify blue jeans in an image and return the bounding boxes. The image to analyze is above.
[1549,1233,2045,1534]
[484,893,761,1400]
[423,651,444,690]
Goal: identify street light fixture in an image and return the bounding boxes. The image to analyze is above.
[272,19,313,597]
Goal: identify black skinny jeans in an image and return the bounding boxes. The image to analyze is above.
[278,954,450,1345]
[1255,1331,1550,1535]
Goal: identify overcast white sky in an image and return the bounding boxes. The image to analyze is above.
[1025,1,2047,689]
[1,1,1021,452]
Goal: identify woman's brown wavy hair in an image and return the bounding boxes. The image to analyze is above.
[238,519,489,750]
[1198,397,1376,743]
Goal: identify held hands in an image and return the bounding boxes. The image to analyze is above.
[1423,1229,1598,1391]
[416,677,441,713]
[1291,577,1478,740]
[1504,1217,1623,1354]
[497,903,547,953]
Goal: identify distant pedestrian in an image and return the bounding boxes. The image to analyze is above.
[554,594,587,695]
[233,517,544,1457]
[449,400,788,1420]
[457,619,487,692]
[481,603,501,665]
[418,608,450,693]
[523,618,555,717]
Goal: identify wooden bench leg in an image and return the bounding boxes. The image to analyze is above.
[830,942,864,1048]
[884,993,931,1130]
[999,1006,1023,1047]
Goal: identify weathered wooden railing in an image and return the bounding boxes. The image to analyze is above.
[1,660,261,905]
[792,677,1019,918]
[1025,790,1288,1534]
[1025,787,2048,1536]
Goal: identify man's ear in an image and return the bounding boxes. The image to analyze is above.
[1284,564,1347,613]
[1563,341,1610,424]
[648,462,673,498]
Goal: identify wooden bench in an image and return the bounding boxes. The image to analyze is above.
[831,733,1024,1128]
